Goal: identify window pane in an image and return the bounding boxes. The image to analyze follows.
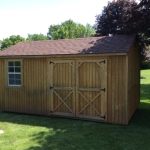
[8,62,14,66]
[9,74,14,79]
[9,79,15,85]
[8,67,14,72]
[15,74,21,80]
[15,67,21,72]
[8,61,22,86]
[15,80,21,85]
[15,61,21,66]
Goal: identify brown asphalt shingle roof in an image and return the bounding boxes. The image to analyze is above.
[0,35,135,57]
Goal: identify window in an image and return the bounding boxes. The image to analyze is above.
[7,61,21,86]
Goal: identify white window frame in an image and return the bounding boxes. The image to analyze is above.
[7,60,22,87]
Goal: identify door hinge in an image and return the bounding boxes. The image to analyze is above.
[101,88,105,92]
[100,60,105,64]
[101,116,105,119]
[50,61,54,64]
[50,86,53,89]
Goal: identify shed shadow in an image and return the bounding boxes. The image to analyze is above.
[129,101,150,127]
[129,83,150,126]
[140,84,150,100]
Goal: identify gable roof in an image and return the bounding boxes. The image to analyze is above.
[0,35,135,57]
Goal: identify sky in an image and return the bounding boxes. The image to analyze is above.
[0,0,110,40]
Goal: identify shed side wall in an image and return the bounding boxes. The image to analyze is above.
[127,42,140,121]
[107,55,127,124]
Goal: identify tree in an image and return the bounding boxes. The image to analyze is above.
[135,0,150,68]
[95,0,138,36]
[0,35,25,51]
[95,0,150,67]
[26,33,48,41]
[85,24,96,37]
[135,0,150,36]
[47,19,95,40]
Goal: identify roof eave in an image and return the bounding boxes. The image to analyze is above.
[0,52,128,58]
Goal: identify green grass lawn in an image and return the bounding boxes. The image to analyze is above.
[0,70,150,150]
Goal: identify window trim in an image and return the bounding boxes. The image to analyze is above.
[6,60,23,87]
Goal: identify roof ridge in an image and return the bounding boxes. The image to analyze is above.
[20,35,134,44]
[24,36,103,43]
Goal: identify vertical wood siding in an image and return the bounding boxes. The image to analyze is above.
[1,58,48,115]
[127,42,140,121]
[0,59,5,110]
[107,56,127,124]
[0,52,139,125]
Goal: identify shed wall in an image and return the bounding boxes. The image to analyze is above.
[0,55,128,124]
[127,42,140,121]
[0,59,5,110]
[0,58,48,115]
[107,55,127,124]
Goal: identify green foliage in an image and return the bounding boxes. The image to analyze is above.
[141,62,150,70]
[26,33,48,41]
[48,19,95,40]
[85,23,95,37]
[0,35,25,51]
[140,69,150,101]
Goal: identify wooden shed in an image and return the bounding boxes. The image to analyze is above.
[0,35,140,125]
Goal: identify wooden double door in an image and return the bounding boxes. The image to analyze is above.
[49,59,107,121]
